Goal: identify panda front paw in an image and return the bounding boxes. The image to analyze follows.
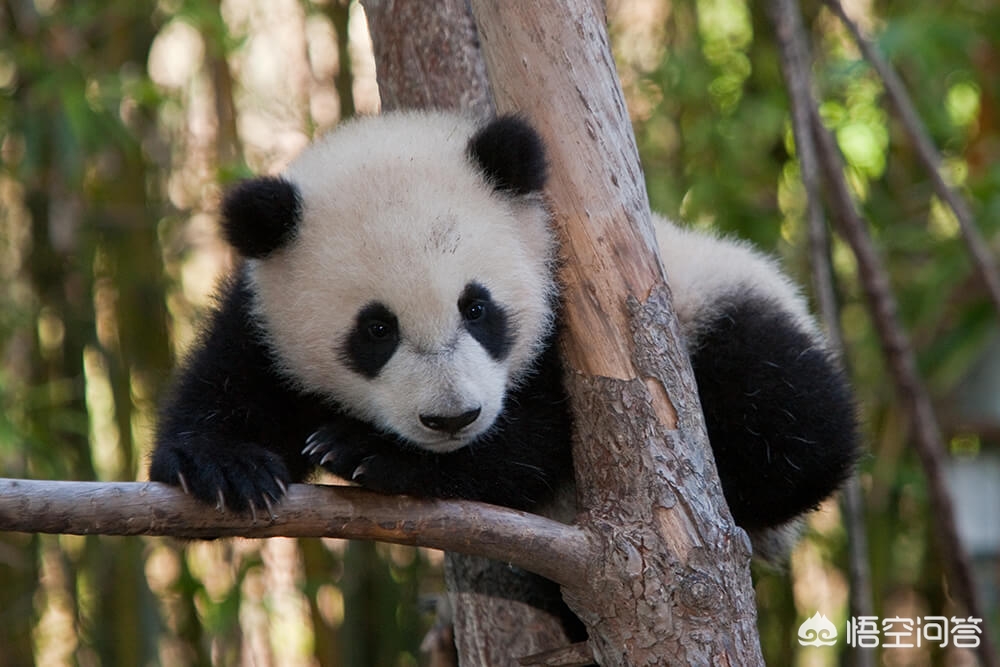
[303,424,421,495]
[302,424,374,483]
[150,440,291,517]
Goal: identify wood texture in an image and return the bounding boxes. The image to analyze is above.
[363,0,494,119]
[472,0,663,382]
[445,556,580,667]
[0,478,590,586]
[470,1,764,663]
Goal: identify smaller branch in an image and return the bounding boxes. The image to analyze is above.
[807,103,999,667]
[0,479,592,589]
[770,3,995,661]
[767,0,843,348]
[766,4,876,659]
[823,0,1000,315]
[840,476,874,619]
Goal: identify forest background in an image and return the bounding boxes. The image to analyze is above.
[1,0,999,665]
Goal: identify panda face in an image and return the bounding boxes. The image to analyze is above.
[237,112,555,451]
[331,282,515,450]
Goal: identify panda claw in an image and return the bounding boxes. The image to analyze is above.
[302,432,321,456]
[320,451,336,466]
[248,501,259,525]
[176,472,190,495]
[262,494,277,521]
[215,489,226,513]
[274,477,288,495]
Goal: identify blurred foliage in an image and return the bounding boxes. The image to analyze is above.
[0,0,998,664]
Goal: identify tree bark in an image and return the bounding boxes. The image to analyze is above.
[0,479,590,583]
[469,1,763,664]
[362,0,494,120]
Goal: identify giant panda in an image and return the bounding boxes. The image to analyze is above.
[150,111,859,563]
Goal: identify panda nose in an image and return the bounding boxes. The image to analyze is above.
[420,408,482,435]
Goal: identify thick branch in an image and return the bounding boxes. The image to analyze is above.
[0,479,591,588]
[472,1,663,383]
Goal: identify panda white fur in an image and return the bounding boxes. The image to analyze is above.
[150,111,858,560]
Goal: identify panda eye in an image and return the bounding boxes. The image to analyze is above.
[366,320,393,340]
[462,301,487,322]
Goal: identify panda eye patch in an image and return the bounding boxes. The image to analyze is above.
[458,282,514,361]
[341,302,399,378]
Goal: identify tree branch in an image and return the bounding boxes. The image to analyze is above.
[805,73,999,667]
[769,6,997,664]
[765,4,876,661]
[767,0,842,349]
[0,479,592,589]
[822,0,1000,315]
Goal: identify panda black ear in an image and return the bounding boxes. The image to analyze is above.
[467,115,548,196]
[220,176,302,258]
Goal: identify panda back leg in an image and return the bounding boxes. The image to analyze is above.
[688,291,859,532]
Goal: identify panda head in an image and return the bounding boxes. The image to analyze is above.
[221,112,555,452]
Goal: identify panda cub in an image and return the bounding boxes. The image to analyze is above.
[150,111,858,556]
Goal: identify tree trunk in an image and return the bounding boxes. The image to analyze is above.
[363,0,494,120]
[469,1,763,663]
[361,0,765,662]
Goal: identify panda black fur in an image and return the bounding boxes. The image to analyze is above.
[150,111,859,560]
